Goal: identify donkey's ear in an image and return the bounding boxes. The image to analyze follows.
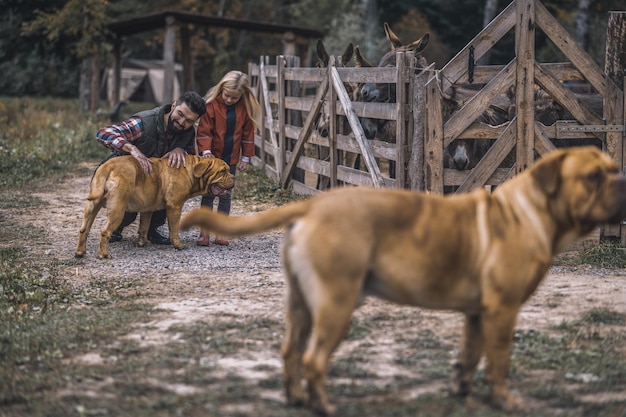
[354,45,373,68]
[384,22,403,49]
[342,43,354,63]
[316,40,329,67]
[407,32,430,54]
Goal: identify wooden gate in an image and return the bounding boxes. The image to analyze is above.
[248,52,415,194]
[248,0,625,238]
[422,0,624,239]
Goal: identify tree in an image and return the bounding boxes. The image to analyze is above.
[22,0,110,112]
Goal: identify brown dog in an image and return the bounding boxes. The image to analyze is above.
[75,154,234,259]
[180,146,626,415]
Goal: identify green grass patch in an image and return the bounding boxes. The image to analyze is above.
[513,307,626,412]
[555,240,626,268]
[233,163,304,207]
[0,96,108,189]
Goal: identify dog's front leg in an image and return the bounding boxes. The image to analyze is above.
[137,212,153,247]
[452,313,483,397]
[165,205,186,249]
[481,302,524,411]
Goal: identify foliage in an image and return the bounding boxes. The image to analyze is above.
[2,0,625,98]
[0,96,107,188]
[21,0,110,59]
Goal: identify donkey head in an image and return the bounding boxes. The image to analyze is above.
[358,22,430,104]
[315,40,356,137]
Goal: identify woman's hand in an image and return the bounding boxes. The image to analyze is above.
[237,160,248,171]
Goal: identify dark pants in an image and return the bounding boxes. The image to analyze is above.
[200,164,237,215]
[117,210,167,232]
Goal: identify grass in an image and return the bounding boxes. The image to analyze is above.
[0,97,625,417]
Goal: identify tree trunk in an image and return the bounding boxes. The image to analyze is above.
[79,57,92,112]
[574,0,592,50]
[363,0,379,60]
[90,52,100,114]
[478,0,498,65]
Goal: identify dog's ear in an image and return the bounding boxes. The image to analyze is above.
[531,152,567,196]
[193,158,212,178]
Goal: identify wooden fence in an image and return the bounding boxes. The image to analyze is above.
[247,0,625,239]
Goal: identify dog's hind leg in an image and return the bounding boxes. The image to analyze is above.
[301,275,363,416]
[98,201,127,259]
[452,313,484,397]
[281,261,312,408]
[75,199,104,258]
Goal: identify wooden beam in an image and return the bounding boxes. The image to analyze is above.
[443,59,516,147]
[330,65,385,188]
[440,1,515,91]
[162,15,176,104]
[457,120,517,193]
[280,70,329,188]
[424,75,444,194]
[535,0,607,95]
[180,25,193,92]
[515,0,535,174]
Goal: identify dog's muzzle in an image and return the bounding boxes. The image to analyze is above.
[210,184,231,197]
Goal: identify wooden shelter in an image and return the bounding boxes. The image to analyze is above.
[106,10,323,105]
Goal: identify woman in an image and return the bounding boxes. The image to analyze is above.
[196,70,261,246]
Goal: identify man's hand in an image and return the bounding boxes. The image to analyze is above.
[164,148,187,169]
[124,143,152,174]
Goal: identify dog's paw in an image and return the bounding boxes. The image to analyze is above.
[97,252,112,260]
[491,390,526,412]
[173,242,187,250]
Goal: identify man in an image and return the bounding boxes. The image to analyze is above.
[96,91,207,245]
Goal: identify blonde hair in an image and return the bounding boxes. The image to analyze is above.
[205,70,261,132]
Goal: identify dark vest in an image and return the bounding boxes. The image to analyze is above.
[132,104,196,157]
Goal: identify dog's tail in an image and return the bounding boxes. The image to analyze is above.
[86,165,108,201]
[180,200,310,237]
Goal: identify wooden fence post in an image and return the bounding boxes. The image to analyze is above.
[277,56,287,177]
[395,52,407,188]
[514,0,535,174]
[328,56,338,187]
[283,55,305,184]
[424,74,444,194]
[409,66,432,191]
[602,11,626,242]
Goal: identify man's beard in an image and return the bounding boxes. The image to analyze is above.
[166,117,185,135]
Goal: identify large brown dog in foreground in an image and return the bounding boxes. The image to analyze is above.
[75,154,234,259]
[181,147,626,415]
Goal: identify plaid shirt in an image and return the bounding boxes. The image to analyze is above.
[96,116,143,151]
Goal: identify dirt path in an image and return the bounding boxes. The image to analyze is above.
[3,162,626,416]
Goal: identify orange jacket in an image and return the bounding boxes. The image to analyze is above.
[196,95,255,164]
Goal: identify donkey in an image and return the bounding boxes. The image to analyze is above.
[441,85,510,171]
[358,22,431,100]
[312,40,358,189]
[314,40,355,137]
[349,23,430,178]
